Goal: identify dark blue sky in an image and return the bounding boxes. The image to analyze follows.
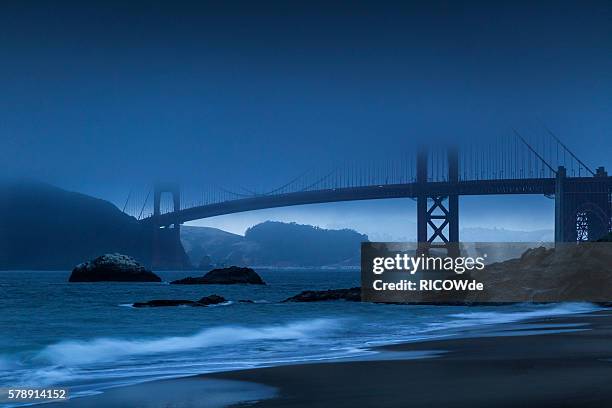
[1,1,611,237]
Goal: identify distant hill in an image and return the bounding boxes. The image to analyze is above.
[0,181,190,270]
[182,221,368,268]
[181,226,243,266]
[182,223,557,268]
[460,227,553,243]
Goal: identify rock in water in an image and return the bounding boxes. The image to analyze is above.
[197,294,227,305]
[132,295,227,308]
[283,287,361,302]
[69,254,161,282]
[133,299,198,307]
[170,266,265,285]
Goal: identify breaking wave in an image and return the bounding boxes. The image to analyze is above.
[449,302,601,324]
[36,318,342,366]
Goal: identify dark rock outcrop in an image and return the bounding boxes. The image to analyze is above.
[388,243,612,304]
[69,254,161,282]
[133,299,198,307]
[170,266,265,285]
[197,294,227,305]
[283,287,361,302]
[133,294,227,308]
[468,243,612,303]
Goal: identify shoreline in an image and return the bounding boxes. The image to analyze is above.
[35,307,612,408]
[209,309,612,408]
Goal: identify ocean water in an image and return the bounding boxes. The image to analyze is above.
[0,269,601,405]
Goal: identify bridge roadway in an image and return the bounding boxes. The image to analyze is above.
[143,176,612,227]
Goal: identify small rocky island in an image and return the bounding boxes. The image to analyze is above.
[69,254,161,282]
[133,294,227,308]
[171,266,265,285]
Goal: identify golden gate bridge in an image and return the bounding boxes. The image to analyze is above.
[121,130,611,266]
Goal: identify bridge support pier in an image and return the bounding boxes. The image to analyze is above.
[555,166,611,242]
[416,147,460,257]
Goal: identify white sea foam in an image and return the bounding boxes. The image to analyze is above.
[36,318,342,366]
[4,303,602,395]
[208,301,234,307]
[450,302,601,325]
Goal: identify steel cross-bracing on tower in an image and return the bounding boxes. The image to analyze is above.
[122,131,612,266]
[416,146,460,257]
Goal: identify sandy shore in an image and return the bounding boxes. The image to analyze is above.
[40,309,612,408]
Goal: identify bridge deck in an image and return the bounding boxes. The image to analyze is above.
[140,176,612,226]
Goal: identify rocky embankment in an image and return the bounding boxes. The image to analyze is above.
[69,254,161,282]
[470,243,612,303]
[171,266,265,285]
[406,243,612,304]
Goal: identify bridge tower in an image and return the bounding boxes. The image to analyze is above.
[555,166,611,242]
[416,147,460,256]
[153,182,181,222]
[151,182,186,269]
